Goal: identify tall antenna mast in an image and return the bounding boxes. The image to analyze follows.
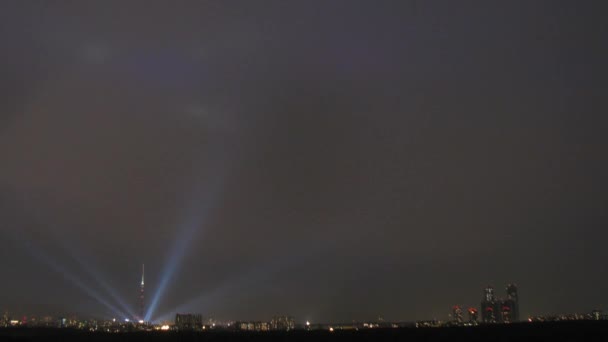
[140,264,145,321]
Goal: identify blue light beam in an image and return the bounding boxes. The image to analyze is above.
[144,173,226,322]
[18,236,127,319]
[58,239,137,319]
[7,195,134,319]
[144,107,239,322]
[153,242,333,322]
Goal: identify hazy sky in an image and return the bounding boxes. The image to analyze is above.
[1,1,607,323]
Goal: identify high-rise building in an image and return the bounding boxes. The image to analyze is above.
[236,321,270,331]
[478,284,519,324]
[481,286,498,323]
[1,311,8,327]
[468,308,478,323]
[481,304,496,323]
[175,314,203,330]
[505,284,519,322]
[452,306,463,323]
[500,303,513,323]
[270,316,295,331]
[484,286,495,302]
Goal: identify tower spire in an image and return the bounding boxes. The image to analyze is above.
[140,264,145,321]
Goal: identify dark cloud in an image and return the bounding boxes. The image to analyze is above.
[1,0,607,322]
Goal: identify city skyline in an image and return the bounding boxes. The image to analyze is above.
[1,0,608,324]
[0,280,601,325]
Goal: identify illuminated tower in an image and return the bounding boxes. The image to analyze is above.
[506,283,519,322]
[468,308,478,323]
[500,303,512,323]
[484,286,495,302]
[139,264,145,321]
[481,285,497,323]
[452,305,463,323]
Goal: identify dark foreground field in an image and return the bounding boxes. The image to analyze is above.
[1,321,607,342]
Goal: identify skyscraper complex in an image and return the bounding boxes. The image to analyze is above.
[480,284,519,323]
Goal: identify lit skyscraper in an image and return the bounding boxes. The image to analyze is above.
[270,316,295,331]
[175,313,203,330]
[479,284,519,324]
[505,283,519,322]
[1,311,8,327]
[452,305,463,323]
[500,303,513,323]
[484,286,495,302]
[481,286,498,323]
[468,308,478,323]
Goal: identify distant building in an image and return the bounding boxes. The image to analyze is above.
[499,298,517,323]
[478,284,519,323]
[500,303,513,323]
[468,308,478,323]
[175,314,203,331]
[415,320,442,328]
[505,284,519,322]
[452,306,463,323]
[481,286,498,323]
[235,321,270,331]
[481,305,496,323]
[484,286,495,303]
[271,316,295,331]
[1,311,8,327]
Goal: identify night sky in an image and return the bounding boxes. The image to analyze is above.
[1,1,607,323]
